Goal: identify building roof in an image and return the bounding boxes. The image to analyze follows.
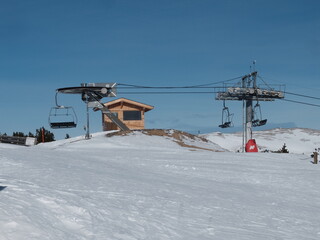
[103,98,154,112]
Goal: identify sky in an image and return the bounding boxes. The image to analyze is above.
[0,0,319,139]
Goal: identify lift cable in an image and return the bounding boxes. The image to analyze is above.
[118,88,320,100]
[118,91,217,94]
[280,99,320,108]
[118,90,320,100]
[185,76,243,87]
[258,75,320,91]
[118,87,320,103]
[257,75,274,90]
[284,91,320,101]
[117,76,243,89]
[116,74,320,108]
[118,86,220,89]
[117,89,320,110]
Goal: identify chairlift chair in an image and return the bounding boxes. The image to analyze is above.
[219,102,234,128]
[49,106,78,129]
[49,92,78,129]
[252,102,267,127]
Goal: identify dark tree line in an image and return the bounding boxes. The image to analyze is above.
[10,127,55,143]
[13,132,35,137]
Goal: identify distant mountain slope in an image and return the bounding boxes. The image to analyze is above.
[203,128,320,154]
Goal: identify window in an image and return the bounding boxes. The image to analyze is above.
[123,111,141,121]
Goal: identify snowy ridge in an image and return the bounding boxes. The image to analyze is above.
[1,129,320,239]
[37,129,226,152]
[203,128,320,154]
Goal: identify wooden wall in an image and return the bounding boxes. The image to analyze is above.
[102,102,147,131]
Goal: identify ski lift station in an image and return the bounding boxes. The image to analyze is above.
[100,98,154,131]
[49,83,154,139]
[49,65,285,152]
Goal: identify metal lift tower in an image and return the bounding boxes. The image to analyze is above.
[54,83,129,139]
[215,71,285,152]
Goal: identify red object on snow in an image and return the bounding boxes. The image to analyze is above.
[245,139,258,152]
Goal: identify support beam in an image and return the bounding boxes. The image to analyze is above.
[101,107,130,131]
[245,99,253,145]
[86,91,130,131]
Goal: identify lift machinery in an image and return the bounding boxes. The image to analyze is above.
[49,83,129,139]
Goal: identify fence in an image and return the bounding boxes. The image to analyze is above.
[0,135,37,146]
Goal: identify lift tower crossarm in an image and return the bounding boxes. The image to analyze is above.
[216,72,284,101]
[215,71,284,102]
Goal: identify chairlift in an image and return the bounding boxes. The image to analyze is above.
[49,106,77,129]
[219,101,234,128]
[48,92,78,129]
[252,102,267,127]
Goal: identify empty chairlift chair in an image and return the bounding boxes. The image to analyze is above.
[252,102,267,127]
[49,106,78,129]
[219,102,234,128]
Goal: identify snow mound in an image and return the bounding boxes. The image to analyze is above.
[106,129,226,152]
[203,128,320,154]
[38,129,226,152]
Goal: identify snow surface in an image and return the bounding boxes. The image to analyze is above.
[204,128,320,154]
[1,130,320,239]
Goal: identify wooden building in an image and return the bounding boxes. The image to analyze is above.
[102,98,154,131]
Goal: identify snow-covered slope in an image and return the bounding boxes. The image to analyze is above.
[1,130,320,239]
[204,128,320,154]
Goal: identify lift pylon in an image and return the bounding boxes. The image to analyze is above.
[54,83,129,139]
[215,70,285,152]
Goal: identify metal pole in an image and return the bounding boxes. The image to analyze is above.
[242,76,247,152]
[246,99,253,143]
[242,99,245,152]
[85,101,90,139]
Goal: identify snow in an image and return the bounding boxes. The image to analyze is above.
[1,129,320,239]
[204,128,320,154]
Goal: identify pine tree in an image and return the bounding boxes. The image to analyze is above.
[13,132,26,137]
[35,127,55,143]
[28,132,35,137]
[280,143,289,153]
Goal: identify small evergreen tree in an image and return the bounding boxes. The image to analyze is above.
[280,143,289,153]
[35,127,55,143]
[28,132,35,137]
[273,143,289,153]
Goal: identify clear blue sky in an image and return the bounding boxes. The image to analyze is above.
[0,0,319,139]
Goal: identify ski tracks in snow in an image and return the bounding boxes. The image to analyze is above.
[1,136,320,240]
[0,178,95,240]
